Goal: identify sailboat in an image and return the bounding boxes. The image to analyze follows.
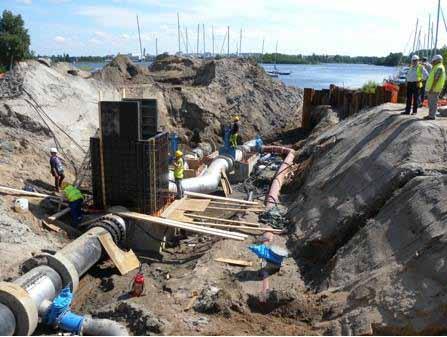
[267,41,291,76]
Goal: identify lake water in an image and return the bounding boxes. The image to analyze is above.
[75,61,398,90]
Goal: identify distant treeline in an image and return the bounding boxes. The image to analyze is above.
[261,52,405,66]
[38,54,112,63]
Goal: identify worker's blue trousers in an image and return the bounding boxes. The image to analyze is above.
[68,199,83,226]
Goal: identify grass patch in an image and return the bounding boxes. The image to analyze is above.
[361,80,379,94]
[77,65,93,72]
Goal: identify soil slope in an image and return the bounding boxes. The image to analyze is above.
[287,103,447,334]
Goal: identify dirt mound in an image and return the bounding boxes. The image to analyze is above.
[287,103,447,334]
[93,54,153,85]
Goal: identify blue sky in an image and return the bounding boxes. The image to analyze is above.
[1,0,444,57]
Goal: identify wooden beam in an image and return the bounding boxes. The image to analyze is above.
[209,201,265,208]
[184,191,260,206]
[115,211,247,240]
[214,258,253,267]
[185,220,283,233]
[206,206,264,213]
[0,185,63,200]
[185,213,261,227]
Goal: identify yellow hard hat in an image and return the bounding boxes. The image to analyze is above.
[234,116,240,122]
[175,150,183,157]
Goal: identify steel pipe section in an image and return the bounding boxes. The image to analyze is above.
[0,215,128,336]
[169,149,243,194]
[82,316,129,336]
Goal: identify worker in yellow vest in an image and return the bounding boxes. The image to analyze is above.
[404,55,428,115]
[424,54,446,120]
[62,182,84,226]
[174,150,184,199]
[229,116,240,149]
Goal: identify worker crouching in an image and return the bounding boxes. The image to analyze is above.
[174,150,184,200]
[62,182,84,226]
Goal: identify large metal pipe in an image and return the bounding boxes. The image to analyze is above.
[0,303,16,335]
[82,317,129,336]
[169,150,243,194]
[0,216,127,336]
[56,227,107,276]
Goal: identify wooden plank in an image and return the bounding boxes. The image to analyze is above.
[115,211,247,240]
[221,170,233,194]
[47,207,70,221]
[209,201,263,208]
[184,213,261,227]
[168,210,192,222]
[99,232,140,275]
[0,185,63,200]
[220,178,230,197]
[160,199,184,218]
[206,206,265,213]
[185,220,283,233]
[184,191,260,205]
[177,198,210,212]
[42,220,61,233]
[214,258,253,267]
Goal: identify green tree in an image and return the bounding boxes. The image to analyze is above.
[0,10,31,69]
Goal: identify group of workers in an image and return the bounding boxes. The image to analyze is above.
[405,54,446,119]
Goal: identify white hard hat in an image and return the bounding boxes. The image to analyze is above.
[411,55,420,61]
[50,147,58,153]
[432,54,443,62]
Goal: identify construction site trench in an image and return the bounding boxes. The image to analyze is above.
[1,55,447,336]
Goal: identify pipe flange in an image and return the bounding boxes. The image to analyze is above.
[216,155,234,171]
[35,253,79,293]
[91,220,120,243]
[101,214,126,243]
[0,282,38,336]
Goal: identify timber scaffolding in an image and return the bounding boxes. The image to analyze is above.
[301,84,400,129]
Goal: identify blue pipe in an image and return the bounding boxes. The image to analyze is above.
[58,310,84,334]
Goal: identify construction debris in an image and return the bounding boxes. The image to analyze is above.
[214,258,253,267]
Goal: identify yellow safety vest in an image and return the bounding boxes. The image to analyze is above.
[426,63,446,93]
[174,158,184,179]
[409,64,424,88]
[63,185,83,202]
[229,133,238,148]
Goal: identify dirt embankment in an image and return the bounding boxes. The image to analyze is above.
[94,54,303,145]
[285,103,447,334]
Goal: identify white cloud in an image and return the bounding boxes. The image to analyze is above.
[54,36,66,43]
[16,0,32,4]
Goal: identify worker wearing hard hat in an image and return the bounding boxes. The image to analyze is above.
[229,116,240,149]
[424,54,446,120]
[404,55,428,115]
[61,182,84,226]
[49,148,65,192]
[419,57,433,107]
[174,150,184,199]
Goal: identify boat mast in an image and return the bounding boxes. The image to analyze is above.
[203,24,205,56]
[239,28,242,57]
[227,26,230,56]
[412,18,419,54]
[434,0,441,54]
[177,13,181,53]
[212,25,215,56]
[185,27,189,54]
[197,24,200,56]
[136,15,143,60]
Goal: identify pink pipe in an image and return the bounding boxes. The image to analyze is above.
[262,146,295,210]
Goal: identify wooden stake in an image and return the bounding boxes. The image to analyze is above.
[214,258,252,267]
[0,185,63,200]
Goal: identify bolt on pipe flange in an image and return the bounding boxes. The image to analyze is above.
[0,282,38,336]
[34,253,80,292]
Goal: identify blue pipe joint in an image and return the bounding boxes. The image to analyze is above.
[58,311,84,334]
[255,135,263,153]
